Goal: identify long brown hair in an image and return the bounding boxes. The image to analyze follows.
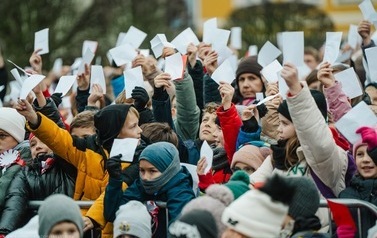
[284,135,300,169]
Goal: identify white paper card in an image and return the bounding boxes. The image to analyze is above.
[230,27,242,49]
[258,41,282,67]
[150,34,169,58]
[335,101,377,144]
[248,45,258,56]
[7,60,31,76]
[278,73,289,100]
[171,27,200,55]
[124,66,144,99]
[323,32,343,65]
[10,68,25,87]
[9,81,21,102]
[211,58,235,85]
[164,52,184,80]
[282,31,304,67]
[139,49,150,57]
[90,65,106,94]
[52,58,63,76]
[0,85,4,93]
[216,46,233,66]
[256,92,264,102]
[257,93,280,106]
[297,63,312,81]
[200,140,213,174]
[20,74,46,99]
[109,44,137,66]
[348,25,361,50]
[82,40,98,57]
[212,29,231,52]
[334,68,363,99]
[122,26,147,49]
[54,76,76,96]
[34,28,49,55]
[365,46,377,83]
[359,0,376,20]
[110,138,139,162]
[116,32,127,47]
[261,59,283,83]
[78,49,95,75]
[202,18,217,44]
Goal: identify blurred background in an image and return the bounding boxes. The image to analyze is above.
[0,0,374,69]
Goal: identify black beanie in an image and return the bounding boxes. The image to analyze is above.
[169,209,218,238]
[94,104,132,150]
[235,56,263,81]
[277,89,327,122]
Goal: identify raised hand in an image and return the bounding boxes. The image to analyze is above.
[317,62,335,88]
[218,82,235,110]
[161,47,176,59]
[87,84,104,108]
[132,86,149,111]
[77,64,90,91]
[15,99,38,125]
[358,20,372,45]
[106,154,122,180]
[280,63,301,95]
[356,126,377,150]
[241,104,259,121]
[196,156,209,175]
[29,49,43,74]
[203,50,218,76]
[153,72,172,90]
[187,43,198,68]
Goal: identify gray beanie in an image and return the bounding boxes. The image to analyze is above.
[38,194,83,237]
[113,201,152,238]
[286,177,320,219]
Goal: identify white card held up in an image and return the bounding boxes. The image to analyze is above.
[323,32,343,65]
[256,92,264,102]
[335,101,377,144]
[212,29,231,52]
[257,93,280,106]
[150,34,169,58]
[297,63,312,81]
[230,27,242,50]
[7,60,31,76]
[52,58,63,76]
[82,40,98,57]
[10,68,25,87]
[202,18,217,44]
[258,41,282,67]
[211,58,235,85]
[216,46,233,65]
[109,44,137,66]
[365,46,377,83]
[90,65,106,94]
[334,68,363,99]
[78,49,95,75]
[122,26,147,49]
[139,49,150,57]
[110,138,139,162]
[248,45,258,56]
[34,28,49,55]
[124,66,144,99]
[9,81,21,102]
[261,59,283,83]
[164,52,184,80]
[359,0,376,20]
[20,74,46,99]
[282,31,304,67]
[200,140,213,174]
[171,27,200,55]
[116,32,127,47]
[54,76,76,96]
[348,25,361,50]
[278,73,289,100]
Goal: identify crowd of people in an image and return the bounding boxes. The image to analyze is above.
[0,15,377,238]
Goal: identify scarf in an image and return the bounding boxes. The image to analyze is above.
[33,154,55,174]
[271,140,289,170]
[212,147,229,171]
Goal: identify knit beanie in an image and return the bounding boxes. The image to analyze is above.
[139,142,179,173]
[285,177,320,219]
[221,174,294,238]
[169,209,218,238]
[0,107,26,143]
[277,89,327,122]
[94,104,132,150]
[224,170,250,200]
[113,201,152,238]
[182,184,234,237]
[38,194,83,237]
[235,56,262,80]
[353,140,367,159]
[231,144,271,171]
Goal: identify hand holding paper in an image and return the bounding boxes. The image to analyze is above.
[34,28,49,55]
[200,140,213,174]
[164,52,184,80]
[211,58,235,85]
[110,138,139,162]
[54,75,76,96]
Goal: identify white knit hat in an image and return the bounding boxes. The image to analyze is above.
[114,201,152,238]
[221,190,288,237]
[0,107,26,143]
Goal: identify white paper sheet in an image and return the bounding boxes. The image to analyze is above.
[201,140,213,174]
[7,60,31,76]
[256,92,264,102]
[164,53,184,80]
[109,44,137,66]
[212,28,231,52]
[323,32,343,65]
[9,81,21,102]
[334,68,363,99]
[150,34,169,58]
[359,0,376,20]
[34,28,49,55]
[211,58,235,85]
[78,49,95,75]
[215,46,234,66]
[278,73,289,100]
[297,63,312,81]
[124,66,144,99]
[10,68,25,87]
[230,27,242,50]
[90,65,106,94]
[365,46,377,83]
[121,26,147,49]
[261,59,283,83]
[282,31,304,67]
[82,40,98,57]
[139,49,150,57]
[52,58,63,76]
[110,138,139,162]
[335,101,377,144]
[257,93,280,106]
[0,85,4,93]
[171,27,200,55]
[348,24,361,50]
[116,32,127,47]
[202,18,217,44]
[54,76,76,96]
[20,74,46,99]
[180,162,199,195]
[248,45,258,56]
[258,41,282,67]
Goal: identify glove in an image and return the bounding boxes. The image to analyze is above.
[336,225,356,238]
[132,86,149,111]
[50,93,63,107]
[121,162,140,186]
[356,126,377,150]
[106,154,122,180]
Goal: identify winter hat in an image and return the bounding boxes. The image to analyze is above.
[285,177,320,219]
[221,174,294,238]
[38,194,83,237]
[94,104,133,150]
[169,209,218,238]
[182,184,234,237]
[231,144,271,171]
[235,56,262,80]
[0,107,26,143]
[277,89,327,122]
[224,170,250,200]
[113,201,152,238]
[353,140,367,159]
[368,221,377,238]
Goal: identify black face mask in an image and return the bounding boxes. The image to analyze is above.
[32,153,54,169]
